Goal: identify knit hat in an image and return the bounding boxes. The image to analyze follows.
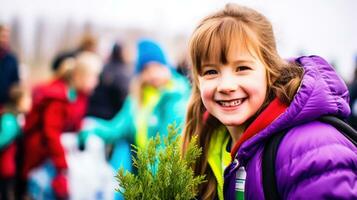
[135,39,168,74]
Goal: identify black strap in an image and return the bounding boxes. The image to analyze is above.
[318,116,357,146]
[262,116,357,200]
[262,130,285,200]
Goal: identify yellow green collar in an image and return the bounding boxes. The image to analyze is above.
[207,126,231,200]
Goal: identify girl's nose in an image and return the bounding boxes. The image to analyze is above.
[217,75,238,93]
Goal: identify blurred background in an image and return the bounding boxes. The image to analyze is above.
[1,0,357,84]
[1,0,357,199]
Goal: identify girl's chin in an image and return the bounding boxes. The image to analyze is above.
[220,120,245,127]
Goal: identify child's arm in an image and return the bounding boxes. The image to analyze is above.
[80,96,135,144]
[41,100,71,199]
[0,113,20,149]
[155,91,188,136]
[42,100,68,171]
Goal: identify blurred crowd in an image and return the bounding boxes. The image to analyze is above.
[0,23,191,200]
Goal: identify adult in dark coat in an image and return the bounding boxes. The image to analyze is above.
[0,24,20,108]
[86,43,130,119]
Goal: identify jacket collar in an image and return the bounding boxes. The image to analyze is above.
[230,98,287,159]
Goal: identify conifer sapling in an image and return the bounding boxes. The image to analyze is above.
[116,124,205,200]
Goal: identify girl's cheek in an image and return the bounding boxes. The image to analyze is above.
[200,86,214,103]
[202,89,211,99]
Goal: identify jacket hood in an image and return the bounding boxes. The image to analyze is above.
[33,79,69,104]
[237,55,350,164]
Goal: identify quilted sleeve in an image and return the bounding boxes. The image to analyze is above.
[276,121,357,199]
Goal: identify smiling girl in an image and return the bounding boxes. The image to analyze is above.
[182,3,357,200]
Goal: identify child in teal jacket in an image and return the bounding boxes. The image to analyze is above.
[0,84,31,199]
[79,39,191,174]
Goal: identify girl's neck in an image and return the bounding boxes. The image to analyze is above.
[226,124,246,148]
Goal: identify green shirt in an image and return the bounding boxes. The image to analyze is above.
[207,126,245,200]
[207,126,231,200]
[136,85,160,148]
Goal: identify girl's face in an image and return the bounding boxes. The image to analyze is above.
[198,46,267,127]
[141,62,171,88]
[73,70,99,95]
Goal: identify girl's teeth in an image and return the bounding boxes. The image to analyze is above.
[220,99,242,107]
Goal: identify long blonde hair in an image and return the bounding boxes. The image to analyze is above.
[182,3,303,199]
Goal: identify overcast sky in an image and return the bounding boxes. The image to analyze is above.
[1,0,357,81]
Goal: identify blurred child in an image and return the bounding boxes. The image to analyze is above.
[51,34,98,77]
[182,3,357,200]
[17,52,101,200]
[0,84,31,200]
[79,39,191,175]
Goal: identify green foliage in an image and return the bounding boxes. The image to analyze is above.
[116,124,205,200]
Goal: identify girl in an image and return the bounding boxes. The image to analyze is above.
[182,3,357,200]
[0,84,31,200]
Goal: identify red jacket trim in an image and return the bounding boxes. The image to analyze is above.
[230,98,288,158]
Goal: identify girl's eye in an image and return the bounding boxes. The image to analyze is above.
[203,69,217,76]
[236,66,250,72]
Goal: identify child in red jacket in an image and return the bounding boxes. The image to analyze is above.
[17,52,101,200]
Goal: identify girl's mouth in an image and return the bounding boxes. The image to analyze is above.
[217,98,245,107]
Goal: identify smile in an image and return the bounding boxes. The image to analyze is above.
[217,98,245,107]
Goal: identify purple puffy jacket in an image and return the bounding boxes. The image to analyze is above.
[224,56,357,199]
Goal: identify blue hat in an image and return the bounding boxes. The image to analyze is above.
[135,39,168,74]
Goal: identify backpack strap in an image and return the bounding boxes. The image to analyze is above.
[262,115,357,200]
[262,130,285,200]
[318,116,357,146]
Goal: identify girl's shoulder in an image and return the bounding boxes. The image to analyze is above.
[275,120,357,179]
[278,120,356,159]
[274,120,357,198]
